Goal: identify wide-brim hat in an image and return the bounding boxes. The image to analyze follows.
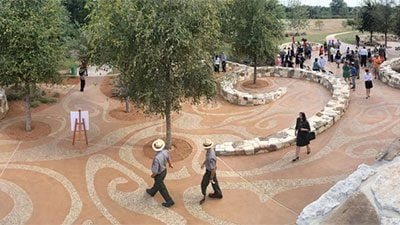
[152,139,165,152]
[203,138,213,149]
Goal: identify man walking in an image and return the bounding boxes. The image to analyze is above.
[146,139,175,207]
[79,60,88,92]
[359,46,368,67]
[200,139,223,205]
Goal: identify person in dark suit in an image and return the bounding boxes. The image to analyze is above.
[293,112,311,162]
[79,60,88,92]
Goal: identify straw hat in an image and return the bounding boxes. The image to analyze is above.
[203,138,213,150]
[152,139,165,152]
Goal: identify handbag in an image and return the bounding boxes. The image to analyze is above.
[307,131,316,141]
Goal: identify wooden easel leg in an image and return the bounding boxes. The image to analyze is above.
[72,118,78,145]
[82,118,88,146]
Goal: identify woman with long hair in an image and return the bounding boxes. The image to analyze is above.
[293,112,311,162]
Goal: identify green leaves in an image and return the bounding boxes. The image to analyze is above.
[86,0,219,117]
[0,0,68,87]
[230,0,284,65]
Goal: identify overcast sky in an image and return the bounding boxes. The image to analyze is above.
[279,0,361,7]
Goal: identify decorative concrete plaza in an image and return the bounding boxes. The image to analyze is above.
[0,39,400,224]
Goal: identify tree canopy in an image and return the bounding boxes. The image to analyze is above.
[356,0,377,43]
[286,0,309,34]
[393,6,400,37]
[0,0,68,131]
[230,0,284,84]
[87,0,220,148]
[63,0,90,26]
[330,0,348,17]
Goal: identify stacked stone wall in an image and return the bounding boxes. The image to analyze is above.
[216,62,350,156]
[380,58,400,89]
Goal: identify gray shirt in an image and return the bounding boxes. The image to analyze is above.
[205,148,217,171]
[151,149,169,175]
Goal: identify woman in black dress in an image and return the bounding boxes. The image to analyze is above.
[293,112,311,162]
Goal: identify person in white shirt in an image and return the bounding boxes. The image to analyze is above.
[363,68,373,99]
[318,55,326,72]
[359,46,368,67]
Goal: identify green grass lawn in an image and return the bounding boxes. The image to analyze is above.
[281,33,330,45]
[280,19,353,45]
[334,31,360,45]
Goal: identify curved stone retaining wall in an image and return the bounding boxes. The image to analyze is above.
[220,67,287,106]
[380,58,400,89]
[215,63,350,156]
[0,88,9,120]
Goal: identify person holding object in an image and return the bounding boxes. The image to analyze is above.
[200,138,223,205]
[364,69,373,99]
[293,112,311,162]
[146,139,175,208]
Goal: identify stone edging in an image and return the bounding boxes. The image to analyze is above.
[215,63,350,156]
[296,164,377,225]
[0,88,9,120]
[380,57,400,89]
[220,66,287,106]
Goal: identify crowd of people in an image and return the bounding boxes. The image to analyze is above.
[277,39,313,69]
[278,36,388,99]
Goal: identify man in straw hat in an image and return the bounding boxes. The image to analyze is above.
[146,139,175,207]
[200,138,223,205]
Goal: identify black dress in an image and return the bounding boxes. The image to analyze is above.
[295,118,310,147]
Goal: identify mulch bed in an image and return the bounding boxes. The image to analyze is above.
[5,121,51,141]
[143,137,193,162]
[108,106,150,121]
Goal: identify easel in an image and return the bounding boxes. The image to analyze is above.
[72,109,88,147]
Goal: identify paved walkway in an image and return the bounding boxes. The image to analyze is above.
[0,46,399,224]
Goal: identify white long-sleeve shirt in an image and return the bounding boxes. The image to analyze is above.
[364,72,373,81]
[318,57,326,69]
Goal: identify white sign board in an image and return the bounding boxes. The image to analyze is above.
[70,111,89,131]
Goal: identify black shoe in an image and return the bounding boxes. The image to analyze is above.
[162,201,175,208]
[292,156,299,162]
[208,193,223,199]
[146,189,154,197]
[199,197,205,205]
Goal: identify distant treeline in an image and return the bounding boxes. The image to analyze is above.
[284,5,360,19]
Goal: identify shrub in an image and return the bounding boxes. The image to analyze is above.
[38,97,57,104]
[52,92,60,98]
[31,100,40,108]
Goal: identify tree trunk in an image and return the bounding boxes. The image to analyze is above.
[125,96,130,113]
[370,31,373,44]
[384,32,387,47]
[165,102,172,150]
[24,85,32,132]
[253,56,257,84]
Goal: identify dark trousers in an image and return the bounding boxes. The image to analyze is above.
[361,55,367,67]
[80,79,86,92]
[201,169,222,196]
[214,64,219,72]
[148,169,173,203]
[222,61,226,72]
